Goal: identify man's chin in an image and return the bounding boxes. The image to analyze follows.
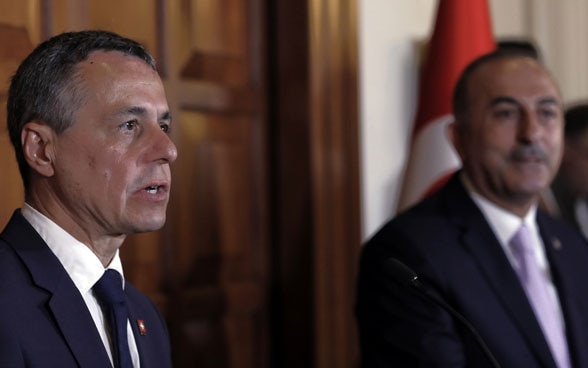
[130,215,167,234]
[511,183,549,201]
[510,171,551,190]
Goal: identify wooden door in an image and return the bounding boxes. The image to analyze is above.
[160,1,270,367]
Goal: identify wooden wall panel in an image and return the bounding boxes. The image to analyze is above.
[0,21,35,228]
[0,1,41,44]
[162,1,269,367]
[87,0,158,55]
[171,111,257,284]
[190,0,247,56]
[166,105,267,367]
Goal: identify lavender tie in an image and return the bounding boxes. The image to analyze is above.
[510,224,570,368]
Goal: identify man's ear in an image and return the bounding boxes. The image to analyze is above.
[446,118,464,160]
[21,121,56,178]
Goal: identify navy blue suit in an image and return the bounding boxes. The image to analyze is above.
[0,210,172,367]
[356,172,588,367]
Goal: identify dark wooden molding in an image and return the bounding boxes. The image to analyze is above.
[270,0,360,367]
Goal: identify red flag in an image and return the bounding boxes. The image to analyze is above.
[397,0,496,212]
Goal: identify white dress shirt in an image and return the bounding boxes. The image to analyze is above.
[21,203,141,367]
[462,179,566,329]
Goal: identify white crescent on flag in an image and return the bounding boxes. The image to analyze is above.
[397,114,460,212]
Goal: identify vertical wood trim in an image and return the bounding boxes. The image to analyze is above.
[246,1,271,367]
[308,0,361,367]
[271,1,314,366]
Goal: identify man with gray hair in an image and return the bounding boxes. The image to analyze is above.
[0,30,177,367]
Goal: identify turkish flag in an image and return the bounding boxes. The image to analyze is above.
[396,0,496,212]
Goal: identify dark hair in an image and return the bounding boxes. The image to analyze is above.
[563,103,588,140]
[7,30,157,190]
[497,39,541,61]
[452,48,542,124]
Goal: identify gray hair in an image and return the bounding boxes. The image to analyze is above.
[7,30,157,190]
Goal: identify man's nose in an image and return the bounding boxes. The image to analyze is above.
[518,111,542,142]
[149,126,178,163]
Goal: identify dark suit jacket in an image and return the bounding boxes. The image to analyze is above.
[356,172,588,367]
[0,210,172,368]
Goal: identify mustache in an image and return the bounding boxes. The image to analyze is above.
[508,144,549,162]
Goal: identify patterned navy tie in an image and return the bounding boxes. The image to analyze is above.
[93,269,133,368]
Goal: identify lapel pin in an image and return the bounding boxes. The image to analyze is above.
[137,320,147,335]
[552,238,562,251]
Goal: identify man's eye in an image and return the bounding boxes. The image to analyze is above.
[122,120,137,131]
[494,109,517,119]
[160,123,169,133]
[538,109,557,119]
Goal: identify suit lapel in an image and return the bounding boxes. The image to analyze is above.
[2,211,112,368]
[538,214,588,368]
[461,223,557,367]
[443,176,557,368]
[48,280,112,368]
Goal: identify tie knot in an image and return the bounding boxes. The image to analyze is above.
[93,269,125,305]
[510,224,533,254]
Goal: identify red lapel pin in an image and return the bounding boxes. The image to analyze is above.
[137,320,147,335]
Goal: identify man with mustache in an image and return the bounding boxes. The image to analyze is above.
[357,49,588,367]
[0,30,177,367]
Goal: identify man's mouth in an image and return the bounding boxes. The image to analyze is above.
[515,156,542,163]
[146,185,159,194]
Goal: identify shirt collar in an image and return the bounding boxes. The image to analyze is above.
[21,203,125,293]
[460,173,538,245]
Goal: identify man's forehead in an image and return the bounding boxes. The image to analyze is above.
[473,57,555,86]
[469,58,560,101]
[78,50,154,77]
